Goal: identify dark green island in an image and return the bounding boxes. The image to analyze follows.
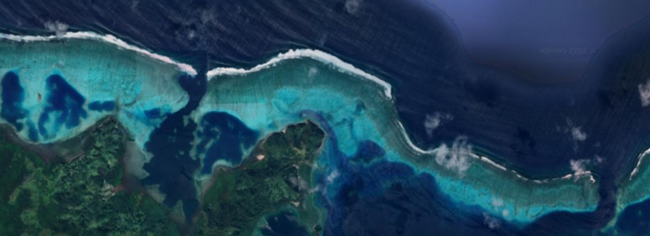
[196,121,325,236]
[0,119,326,236]
[0,118,178,236]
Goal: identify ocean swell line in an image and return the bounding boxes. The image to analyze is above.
[629,147,650,180]
[206,49,393,99]
[0,31,197,76]
[207,48,597,185]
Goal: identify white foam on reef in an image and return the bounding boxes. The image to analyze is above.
[616,147,650,222]
[0,32,190,150]
[201,50,600,223]
[208,48,597,185]
[629,147,650,180]
[206,49,393,99]
[0,31,197,76]
[206,48,598,186]
[396,113,596,184]
[0,30,601,223]
[480,156,508,171]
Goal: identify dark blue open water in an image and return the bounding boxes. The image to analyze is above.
[617,199,650,236]
[428,0,650,82]
[141,70,206,222]
[3,0,650,234]
[195,111,259,174]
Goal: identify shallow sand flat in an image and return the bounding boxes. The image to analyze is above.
[198,56,599,224]
[0,34,603,225]
[0,36,190,148]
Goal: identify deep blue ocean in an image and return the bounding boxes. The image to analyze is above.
[4,0,650,235]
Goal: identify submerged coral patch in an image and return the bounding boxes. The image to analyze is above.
[1,71,28,132]
[88,100,116,112]
[37,74,87,139]
[199,57,599,224]
[195,111,259,174]
[0,33,617,231]
[0,36,190,146]
[144,108,162,119]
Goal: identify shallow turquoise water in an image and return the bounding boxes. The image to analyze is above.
[4,35,647,229]
[0,38,189,148]
[197,58,599,224]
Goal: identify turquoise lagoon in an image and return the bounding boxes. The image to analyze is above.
[199,52,599,224]
[0,33,610,226]
[0,36,189,149]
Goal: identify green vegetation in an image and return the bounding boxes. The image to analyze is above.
[197,121,325,236]
[0,119,179,236]
[1,119,327,236]
[0,127,45,235]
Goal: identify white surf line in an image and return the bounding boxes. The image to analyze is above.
[630,147,650,180]
[399,119,596,184]
[480,156,507,171]
[479,154,594,183]
[206,48,596,185]
[206,49,393,99]
[0,31,197,76]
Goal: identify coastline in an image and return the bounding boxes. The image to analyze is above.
[206,49,392,99]
[0,31,197,76]
[200,56,599,223]
[205,48,597,186]
[0,30,599,187]
[0,31,616,225]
